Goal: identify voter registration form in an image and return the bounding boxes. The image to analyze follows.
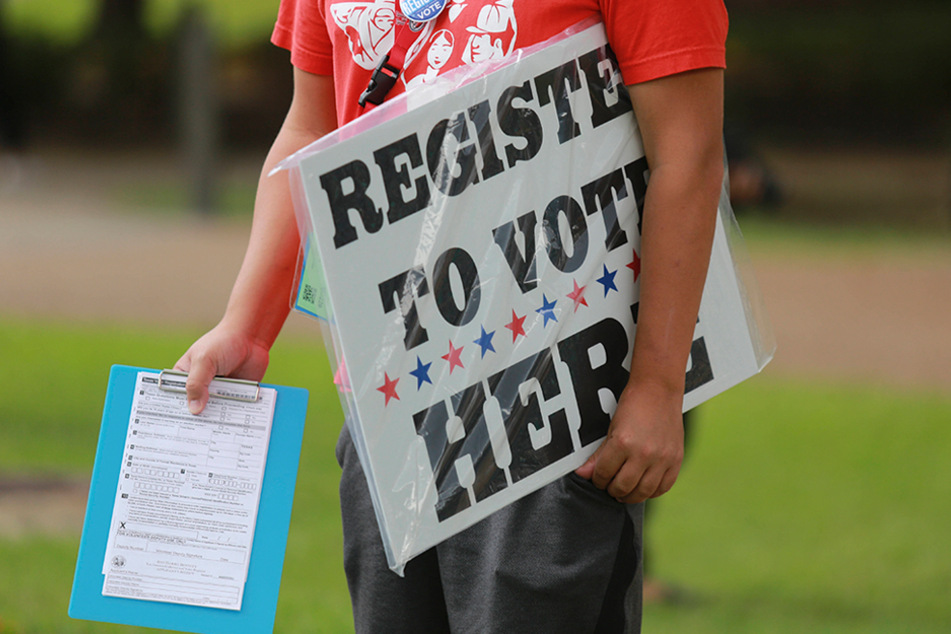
[101,371,276,610]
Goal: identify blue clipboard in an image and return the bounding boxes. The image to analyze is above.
[69,365,308,633]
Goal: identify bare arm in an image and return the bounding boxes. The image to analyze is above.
[175,69,337,413]
[575,68,724,503]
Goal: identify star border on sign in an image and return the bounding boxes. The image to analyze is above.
[505,309,527,341]
[536,294,558,327]
[409,356,432,390]
[441,340,465,374]
[566,279,588,312]
[627,248,641,282]
[376,372,400,406]
[597,264,618,296]
[473,326,496,358]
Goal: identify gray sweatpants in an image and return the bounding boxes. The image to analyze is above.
[336,425,644,633]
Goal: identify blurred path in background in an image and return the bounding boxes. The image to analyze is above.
[2,147,950,394]
[1,149,319,336]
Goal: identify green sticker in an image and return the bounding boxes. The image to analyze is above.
[295,239,332,321]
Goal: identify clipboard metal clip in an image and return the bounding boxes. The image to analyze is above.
[158,370,261,403]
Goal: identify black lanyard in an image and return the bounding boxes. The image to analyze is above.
[358,0,448,108]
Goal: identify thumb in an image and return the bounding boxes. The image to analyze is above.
[574,446,601,480]
[183,356,217,415]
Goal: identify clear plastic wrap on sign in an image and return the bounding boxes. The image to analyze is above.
[277,20,774,575]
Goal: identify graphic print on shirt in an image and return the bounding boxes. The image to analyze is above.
[329,1,399,70]
[328,0,518,87]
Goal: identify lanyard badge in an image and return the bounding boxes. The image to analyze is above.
[358,0,448,107]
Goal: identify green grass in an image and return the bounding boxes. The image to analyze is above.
[732,212,951,261]
[1,318,950,632]
[111,178,259,220]
[644,376,951,633]
[0,321,197,473]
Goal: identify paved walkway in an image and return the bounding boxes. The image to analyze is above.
[0,149,320,335]
[3,148,950,391]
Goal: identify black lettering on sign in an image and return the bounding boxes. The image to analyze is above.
[320,160,380,249]
[427,112,480,197]
[432,247,481,327]
[373,133,430,225]
[467,100,506,182]
[581,168,630,252]
[413,383,509,522]
[542,195,588,273]
[534,59,584,144]
[486,347,573,483]
[492,210,539,294]
[685,336,715,393]
[378,265,430,351]
[496,80,544,169]
[577,44,633,129]
[622,157,650,236]
[557,318,630,448]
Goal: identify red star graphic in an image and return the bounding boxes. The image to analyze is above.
[376,372,400,406]
[566,279,588,312]
[441,340,465,374]
[505,309,527,341]
[627,248,641,282]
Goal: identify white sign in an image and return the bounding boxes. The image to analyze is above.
[289,22,769,572]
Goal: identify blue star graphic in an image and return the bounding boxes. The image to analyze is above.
[473,326,496,358]
[596,264,618,296]
[409,356,432,390]
[535,294,558,327]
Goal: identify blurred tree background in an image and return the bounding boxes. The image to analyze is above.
[3,0,949,232]
[2,0,948,157]
[725,0,950,147]
[0,0,291,152]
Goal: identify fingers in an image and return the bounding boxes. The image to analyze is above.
[590,443,627,491]
[616,465,679,504]
[570,388,685,503]
[579,437,682,503]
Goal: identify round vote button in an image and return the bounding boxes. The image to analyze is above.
[399,0,448,23]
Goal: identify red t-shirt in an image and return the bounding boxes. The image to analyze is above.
[272,0,727,126]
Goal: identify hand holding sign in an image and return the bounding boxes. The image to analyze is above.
[576,379,685,504]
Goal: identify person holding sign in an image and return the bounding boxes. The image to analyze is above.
[175,0,727,631]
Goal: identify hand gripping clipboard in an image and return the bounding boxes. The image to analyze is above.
[69,365,308,634]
